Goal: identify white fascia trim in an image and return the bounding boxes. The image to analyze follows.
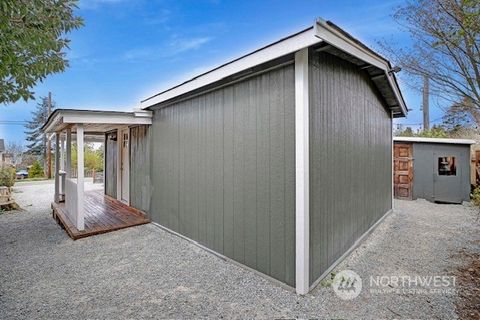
[44,110,153,133]
[295,48,310,295]
[63,114,152,126]
[141,28,321,109]
[393,137,476,145]
[314,19,408,116]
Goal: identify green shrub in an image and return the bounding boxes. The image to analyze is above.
[29,161,44,178]
[0,167,16,187]
[471,186,480,207]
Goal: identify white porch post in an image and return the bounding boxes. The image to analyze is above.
[54,133,61,203]
[76,124,85,231]
[66,129,72,178]
[295,47,310,295]
[60,134,65,171]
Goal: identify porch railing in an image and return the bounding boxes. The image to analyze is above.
[65,178,84,230]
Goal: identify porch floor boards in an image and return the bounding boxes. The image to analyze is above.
[51,190,150,240]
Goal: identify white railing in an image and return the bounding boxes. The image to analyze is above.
[65,178,84,230]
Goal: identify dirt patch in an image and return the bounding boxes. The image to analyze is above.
[452,243,480,320]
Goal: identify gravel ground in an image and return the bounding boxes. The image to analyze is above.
[1,181,478,319]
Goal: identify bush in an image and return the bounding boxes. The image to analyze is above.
[29,161,44,178]
[0,167,16,187]
[471,186,480,207]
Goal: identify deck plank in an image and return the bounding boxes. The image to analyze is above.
[51,190,150,240]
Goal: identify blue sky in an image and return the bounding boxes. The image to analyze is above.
[0,0,440,145]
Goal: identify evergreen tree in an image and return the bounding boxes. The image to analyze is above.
[24,96,55,161]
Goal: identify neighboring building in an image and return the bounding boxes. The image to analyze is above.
[43,18,407,294]
[394,137,474,204]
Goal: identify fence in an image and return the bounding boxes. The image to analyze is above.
[70,169,103,183]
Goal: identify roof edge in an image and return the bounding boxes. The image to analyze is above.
[394,136,476,145]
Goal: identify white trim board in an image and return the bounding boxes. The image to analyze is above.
[140,27,320,108]
[140,18,407,117]
[393,137,476,145]
[294,48,310,295]
[43,109,152,133]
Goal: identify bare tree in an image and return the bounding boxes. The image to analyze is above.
[5,141,24,166]
[381,0,480,112]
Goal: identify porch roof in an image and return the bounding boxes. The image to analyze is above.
[42,108,152,134]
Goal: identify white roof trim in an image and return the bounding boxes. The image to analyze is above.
[314,19,407,116]
[394,137,476,145]
[43,109,152,133]
[140,18,407,117]
[140,27,320,109]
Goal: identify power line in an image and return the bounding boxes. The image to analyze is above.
[396,116,444,127]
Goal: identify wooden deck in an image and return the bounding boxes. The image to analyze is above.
[51,190,150,240]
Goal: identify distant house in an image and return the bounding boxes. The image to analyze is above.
[43,18,407,294]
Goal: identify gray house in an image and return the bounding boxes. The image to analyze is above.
[394,137,474,204]
[43,18,407,294]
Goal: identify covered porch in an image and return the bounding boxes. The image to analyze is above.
[42,109,152,239]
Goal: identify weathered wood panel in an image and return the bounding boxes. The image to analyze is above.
[130,125,151,213]
[105,131,117,198]
[394,143,413,199]
[309,51,393,285]
[150,63,296,286]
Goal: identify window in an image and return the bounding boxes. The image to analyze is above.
[438,157,456,176]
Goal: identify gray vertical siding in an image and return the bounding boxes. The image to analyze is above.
[130,125,151,213]
[413,143,470,203]
[309,51,393,285]
[150,63,296,286]
[105,131,117,198]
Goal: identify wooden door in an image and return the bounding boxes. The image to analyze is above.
[394,143,413,200]
[120,128,130,204]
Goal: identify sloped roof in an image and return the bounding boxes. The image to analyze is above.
[394,137,476,145]
[141,18,407,118]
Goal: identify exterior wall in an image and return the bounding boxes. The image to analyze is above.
[130,125,151,213]
[413,143,470,203]
[309,51,393,285]
[105,131,117,198]
[150,63,296,286]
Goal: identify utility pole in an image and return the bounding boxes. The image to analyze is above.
[422,75,430,130]
[46,92,52,179]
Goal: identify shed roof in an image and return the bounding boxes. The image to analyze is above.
[394,137,476,145]
[141,18,407,118]
[42,108,152,134]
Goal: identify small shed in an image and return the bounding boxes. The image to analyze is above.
[393,137,475,204]
[43,18,408,294]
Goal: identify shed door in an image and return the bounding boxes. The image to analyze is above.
[394,143,413,199]
[433,151,463,203]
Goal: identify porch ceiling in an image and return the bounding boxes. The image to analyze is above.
[42,108,152,134]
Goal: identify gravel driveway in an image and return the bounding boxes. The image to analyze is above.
[1,181,478,319]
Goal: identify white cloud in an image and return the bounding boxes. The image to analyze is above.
[121,36,212,62]
[79,0,128,10]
